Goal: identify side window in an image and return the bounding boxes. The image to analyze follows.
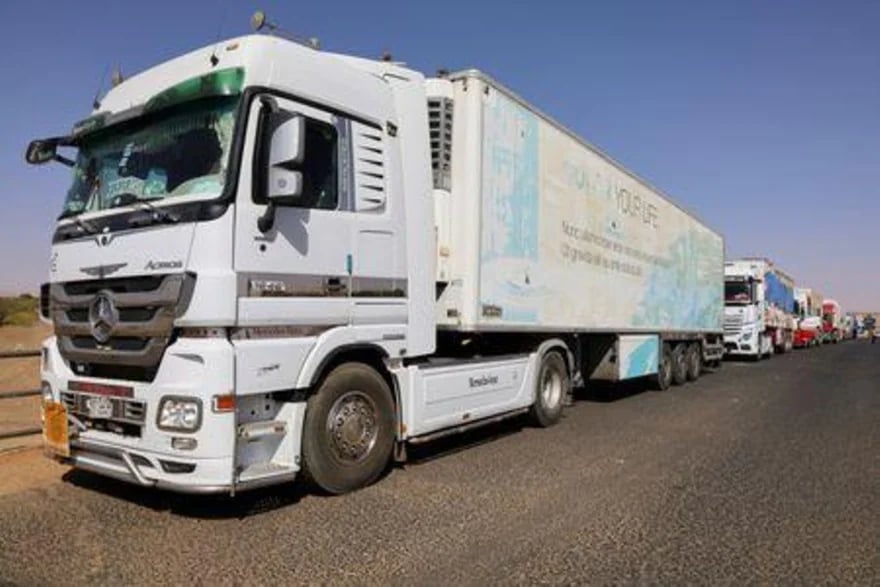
[300,120,338,210]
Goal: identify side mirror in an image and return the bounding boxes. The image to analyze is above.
[258,111,306,233]
[267,114,305,203]
[26,139,59,165]
[268,169,304,204]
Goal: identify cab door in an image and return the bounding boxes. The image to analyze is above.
[234,94,354,331]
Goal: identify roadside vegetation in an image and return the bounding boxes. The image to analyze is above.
[0,295,38,327]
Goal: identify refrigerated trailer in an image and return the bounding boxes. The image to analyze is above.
[28,30,724,495]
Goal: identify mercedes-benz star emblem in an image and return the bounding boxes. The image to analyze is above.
[89,291,118,344]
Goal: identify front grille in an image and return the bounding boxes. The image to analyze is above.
[70,336,151,352]
[63,275,165,296]
[50,273,195,374]
[69,362,158,383]
[724,315,743,335]
[66,307,160,323]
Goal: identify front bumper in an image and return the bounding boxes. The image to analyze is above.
[63,438,295,494]
[793,330,818,347]
[41,335,242,493]
[65,438,235,493]
[723,332,759,355]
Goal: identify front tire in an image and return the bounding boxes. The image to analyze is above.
[530,351,569,427]
[300,363,395,495]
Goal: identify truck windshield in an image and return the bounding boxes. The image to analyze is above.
[725,281,752,304]
[60,96,239,218]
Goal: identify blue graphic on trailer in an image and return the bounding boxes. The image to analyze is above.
[624,337,659,379]
[479,92,541,323]
[632,229,723,331]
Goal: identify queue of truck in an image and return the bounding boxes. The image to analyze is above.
[722,259,858,360]
[22,17,868,496]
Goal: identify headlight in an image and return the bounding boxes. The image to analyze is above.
[157,397,202,432]
[742,331,753,341]
[41,381,53,402]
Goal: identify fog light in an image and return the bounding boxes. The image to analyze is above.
[41,381,53,402]
[171,437,198,451]
[157,397,202,432]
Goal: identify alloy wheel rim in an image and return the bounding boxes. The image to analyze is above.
[326,390,379,463]
[541,367,562,408]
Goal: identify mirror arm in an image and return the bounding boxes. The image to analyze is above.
[54,154,75,167]
[257,201,276,233]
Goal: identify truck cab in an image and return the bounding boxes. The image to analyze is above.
[31,34,439,493]
[821,300,842,343]
[723,265,768,358]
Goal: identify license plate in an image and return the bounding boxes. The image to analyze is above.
[86,395,114,419]
[42,401,70,458]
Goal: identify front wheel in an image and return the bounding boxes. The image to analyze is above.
[300,363,396,494]
[530,351,569,427]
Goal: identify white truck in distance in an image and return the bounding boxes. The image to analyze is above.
[724,258,796,359]
[29,30,724,495]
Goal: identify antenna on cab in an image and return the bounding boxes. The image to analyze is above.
[251,10,320,49]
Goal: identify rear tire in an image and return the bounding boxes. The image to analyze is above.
[300,363,395,495]
[654,343,673,390]
[685,343,701,381]
[671,344,688,386]
[530,351,569,427]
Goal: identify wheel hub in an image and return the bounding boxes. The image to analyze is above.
[541,369,562,407]
[327,391,378,463]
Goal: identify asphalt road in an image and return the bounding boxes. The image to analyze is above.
[1,342,877,584]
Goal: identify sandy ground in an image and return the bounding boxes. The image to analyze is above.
[0,322,52,352]
[0,446,68,496]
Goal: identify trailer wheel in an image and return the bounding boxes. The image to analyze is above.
[654,343,673,391]
[530,351,569,427]
[685,343,701,381]
[671,344,688,386]
[300,362,395,494]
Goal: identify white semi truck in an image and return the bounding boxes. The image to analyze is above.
[29,28,724,495]
[724,258,796,359]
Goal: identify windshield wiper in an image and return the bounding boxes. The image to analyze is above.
[71,215,99,235]
[134,198,180,225]
[105,192,180,227]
